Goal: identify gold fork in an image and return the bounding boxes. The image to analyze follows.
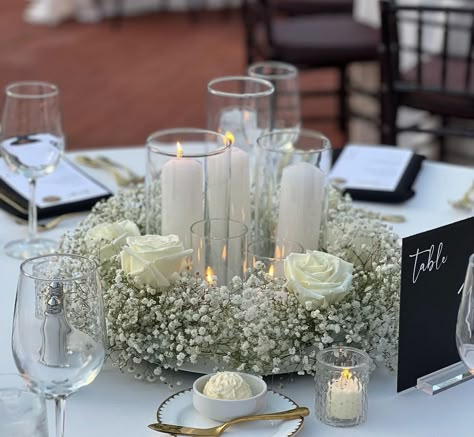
[148,407,309,436]
[15,212,84,232]
[75,155,143,186]
[449,181,474,211]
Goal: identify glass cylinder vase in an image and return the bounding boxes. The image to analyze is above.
[248,61,301,132]
[254,129,332,250]
[315,347,370,427]
[247,238,304,278]
[145,128,231,250]
[191,218,248,286]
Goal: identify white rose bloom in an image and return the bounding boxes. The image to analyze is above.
[120,234,192,288]
[85,220,140,261]
[285,250,353,308]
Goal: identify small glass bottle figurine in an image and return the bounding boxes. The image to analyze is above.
[40,281,72,366]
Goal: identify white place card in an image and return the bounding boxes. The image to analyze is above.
[0,157,110,208]
[329,144,414,192]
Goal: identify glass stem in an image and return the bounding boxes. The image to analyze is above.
[27,177,37,242]
[55,396,66,437]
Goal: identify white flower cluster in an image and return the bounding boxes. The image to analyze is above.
[60,185,400,380]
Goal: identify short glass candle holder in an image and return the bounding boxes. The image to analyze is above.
[247,238,304,278]
[145,128,231,250]
[254,129,332,250]
[191,218,248,286]
[315,346,370,427]
[0,374,48,436]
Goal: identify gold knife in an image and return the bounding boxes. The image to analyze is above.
[148,406,309,436]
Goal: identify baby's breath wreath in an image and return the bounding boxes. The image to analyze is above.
[60,185,400,382]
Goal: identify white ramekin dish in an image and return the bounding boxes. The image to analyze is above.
[192,372,268,422]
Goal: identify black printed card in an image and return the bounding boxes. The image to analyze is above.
[397,217,474,392]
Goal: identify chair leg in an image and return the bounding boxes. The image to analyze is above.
[438,116,448,161]
[338,65,348,134]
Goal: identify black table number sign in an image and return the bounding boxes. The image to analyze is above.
[397,217,474,392]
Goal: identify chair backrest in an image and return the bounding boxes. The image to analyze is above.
[380,0,474,98]
[242,0,275,65]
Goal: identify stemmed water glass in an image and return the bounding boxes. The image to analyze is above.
[0,81,65,259]
[12,254,106,437]
[248,61,301,133]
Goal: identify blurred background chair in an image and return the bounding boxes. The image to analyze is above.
[242,0,379,135]
[380,0,474,160]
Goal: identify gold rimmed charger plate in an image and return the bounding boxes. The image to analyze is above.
[156,389,305,436]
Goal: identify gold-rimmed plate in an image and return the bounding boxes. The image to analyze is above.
[156,389,305,436]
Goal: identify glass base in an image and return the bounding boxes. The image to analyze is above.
[4,238,57,260]
[416,361,474,395]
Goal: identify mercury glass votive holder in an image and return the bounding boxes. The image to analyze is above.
[254,129,332,250]
[191,218,248,286]
[145,128,231,250]
[315,346,370,427]
[247,238,304,278]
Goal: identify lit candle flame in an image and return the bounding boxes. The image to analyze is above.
[224,131,235,145]
[243,111,250,121]
[206,266,214,285]
[268,264,275,277]
[275,245,282,259]
[176,142,183,158]
[341,368,352,379]
[221,245,227,261]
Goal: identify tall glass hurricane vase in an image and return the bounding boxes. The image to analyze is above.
[12,254,106,437]
[248,61,301,133]
[254,129,332,250]
[456,254,474,368]
[0,82,65,259]
[145,128,231,250]
[206,77,274,226]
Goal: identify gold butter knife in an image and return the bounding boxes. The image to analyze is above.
[148,407,309,436]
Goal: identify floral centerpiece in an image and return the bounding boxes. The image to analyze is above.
[60,185,400,382]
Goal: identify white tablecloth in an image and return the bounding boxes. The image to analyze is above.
[1,147,474,436]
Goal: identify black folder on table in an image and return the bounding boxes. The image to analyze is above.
[331,145,425,203]
[0,157,112,219]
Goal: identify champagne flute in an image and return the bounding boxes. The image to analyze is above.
[12,254,106,437]
[0,81,65,259]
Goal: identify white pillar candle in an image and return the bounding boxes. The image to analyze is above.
[327,375,363,420]
[276,162,324,250]
[161,154,203,249]
[230,148,250,228]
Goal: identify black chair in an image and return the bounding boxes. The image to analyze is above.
[380,0,474,159]
[242,0,379,134]
[275,0,353,15]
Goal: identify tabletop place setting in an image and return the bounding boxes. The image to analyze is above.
[1,5,474,433]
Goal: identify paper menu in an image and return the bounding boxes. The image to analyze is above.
[329,145,414,192]
[0,157,110,209]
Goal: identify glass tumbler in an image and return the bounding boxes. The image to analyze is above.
[191,218,248,286]
[0,373,48,437]
[247,238,303,278]
[315,346,370,427]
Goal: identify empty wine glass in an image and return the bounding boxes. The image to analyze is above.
[248,61,301,133]
[0,81,65,259]
[456,254,474,369]
[12,254,106,437]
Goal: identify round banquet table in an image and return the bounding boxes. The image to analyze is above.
[0,147,473,437]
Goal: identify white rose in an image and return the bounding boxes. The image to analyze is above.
[285,250,353,308]
[85,220,140,261]
[120,234,192,288]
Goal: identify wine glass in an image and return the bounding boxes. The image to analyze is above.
[12,254,106,437]
[0,81,65,259]
[456,254,474,369]
[248,61,301,133]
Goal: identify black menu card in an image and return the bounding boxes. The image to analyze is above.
[397,217,474,392]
